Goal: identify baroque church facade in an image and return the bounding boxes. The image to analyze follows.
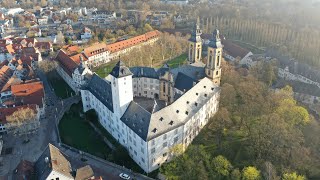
[76,22,223,172]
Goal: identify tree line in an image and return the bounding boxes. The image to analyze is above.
[200,16,320,67]
[160,61,320,179]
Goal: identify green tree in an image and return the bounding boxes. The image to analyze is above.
[144,23,153,32]
[282,172,305,180]
[242,166,261,180]
[212,155,232,177]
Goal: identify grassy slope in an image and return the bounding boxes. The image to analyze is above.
[58,103,112,158]
[48,71,74,99]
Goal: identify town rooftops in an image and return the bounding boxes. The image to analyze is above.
[83,42,107,58]
[56,49,78,76]
[11,81,44,107]
[106,30,160,53]
[35,143,73,180]
[13,160,35,180]
[121,77,220,141]
[75,165,94,180]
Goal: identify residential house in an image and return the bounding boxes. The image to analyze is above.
[37,16,48,25]
[34,143,98,180]
[222,40,253,66]
[80,27,92,40]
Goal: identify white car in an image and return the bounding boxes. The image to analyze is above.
[119,173,131,180]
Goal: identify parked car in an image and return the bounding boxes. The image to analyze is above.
[119,173,130,180]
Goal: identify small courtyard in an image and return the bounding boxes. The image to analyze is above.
[58,103,149,174]
[47,70,75,99]
[93,53,188,78]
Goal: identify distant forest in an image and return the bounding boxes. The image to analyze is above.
[200,16,320,68]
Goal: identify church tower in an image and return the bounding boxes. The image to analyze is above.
[188,17,202,64]
[205,29,223,86]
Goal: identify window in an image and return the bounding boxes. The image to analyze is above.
[163,142,167,147]
[163,152,167,157]
[216,71,219,75]
[163,83,166,93]
[151,148,155,154]
[163,134,167,140]
[133,140,136,146]
[141,158,145,163]
[141,147,144,154]
[174,136,178,143]
[174,129,178,135]
[134,151,137,156]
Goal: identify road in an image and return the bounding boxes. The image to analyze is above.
[60,145,153,180]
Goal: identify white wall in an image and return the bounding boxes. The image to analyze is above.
[132,77,160,99]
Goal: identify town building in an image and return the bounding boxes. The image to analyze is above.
[78,25,223,172]
[222,40,253,67]
[34,143,99,180]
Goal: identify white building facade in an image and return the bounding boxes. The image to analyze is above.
[80,60,221,172]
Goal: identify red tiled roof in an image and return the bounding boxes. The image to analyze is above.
[56,50,78,76]
[11,81,44,107]
[106,30,160,53]
[70,53,88,64]
[222,40,251,59]
[83,43,107,58]
[14,160,35,180]
[62,45,81,55]
[0,104,37,124]
[35,42,52,50]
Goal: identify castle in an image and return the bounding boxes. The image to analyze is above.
[72,22,223,172]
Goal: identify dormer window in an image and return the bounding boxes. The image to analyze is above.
[185,111,188,115]
[204,94,207,97]
[159,117,163,121]
[204,86,206,88]
[152,128,157,133]
[211,87,214,91]
[169,121,174,125]
[176,110,179,113]
[196,93,198,96]
[186,101,189,104]
[195,103,198,106]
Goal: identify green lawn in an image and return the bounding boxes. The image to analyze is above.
[58,103,112,159]
[59,106,152,175]
[48,71,74,99]
[93,61,118,78]
[166,54,188,68]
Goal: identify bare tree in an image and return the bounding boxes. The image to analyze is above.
[6,108,39,137]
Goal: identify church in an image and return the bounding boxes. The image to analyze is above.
[77,22,223,172]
